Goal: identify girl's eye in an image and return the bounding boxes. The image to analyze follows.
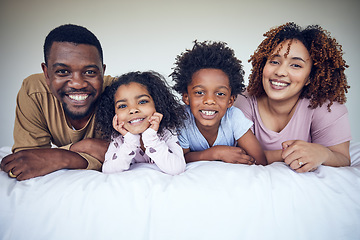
[216,92,226,96]
[117,104,127,109]
[195,91,204,95]
[139,100,149,104]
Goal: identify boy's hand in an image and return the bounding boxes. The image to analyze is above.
[215,145,255,165]
[148,112,163,132]
[112,115,128,136]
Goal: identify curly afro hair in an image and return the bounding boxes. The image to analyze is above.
[247,22,350,111]
[171,40,245,96]
[96,71,186,140]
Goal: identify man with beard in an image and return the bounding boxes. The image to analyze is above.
[1,24,115,181]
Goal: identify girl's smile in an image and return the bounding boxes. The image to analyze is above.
[114,82,156,135]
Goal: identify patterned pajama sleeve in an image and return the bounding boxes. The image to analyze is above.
[102,133,141,174]
[142,128,186,175]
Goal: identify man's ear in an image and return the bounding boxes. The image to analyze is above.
[228,95,236,108]
[41,62,51,87]
[182,93,190,105]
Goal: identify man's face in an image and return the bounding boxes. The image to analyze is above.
[42,42,105,121]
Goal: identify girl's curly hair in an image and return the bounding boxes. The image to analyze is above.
[96,71,186,140]
[171,40,245,96]
[247,22,350,111]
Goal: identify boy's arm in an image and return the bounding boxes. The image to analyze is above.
[237,129,267,165]
[183,145,255,164]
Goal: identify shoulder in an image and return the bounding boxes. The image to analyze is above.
[103,75,116,89]
[21,73,50,96]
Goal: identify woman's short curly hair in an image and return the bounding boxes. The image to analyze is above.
[247,22,350,110]
[171,40,245,96]
[96,71,186,140]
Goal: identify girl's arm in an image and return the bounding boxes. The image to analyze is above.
[102,133,140,174]
[142,128,186,175]
[237,129,267,165]
[183,145,256,165]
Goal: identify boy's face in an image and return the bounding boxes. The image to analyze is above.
[182,68,235,131]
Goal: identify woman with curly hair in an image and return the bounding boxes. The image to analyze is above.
[171,40,267,165]
[96,71,187,175]
[234,22,352,172]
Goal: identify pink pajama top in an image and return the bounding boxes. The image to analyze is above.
[234,92,352,151]
[102,128,186,175]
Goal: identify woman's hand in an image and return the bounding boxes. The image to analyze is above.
[148,112,163,132]
[281,140,350,173]
[112,115,128,136]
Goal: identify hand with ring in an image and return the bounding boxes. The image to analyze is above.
[8,170,17,178]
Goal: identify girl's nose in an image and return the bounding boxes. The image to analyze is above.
[203,95,215,105]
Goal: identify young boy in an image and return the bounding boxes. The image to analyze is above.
[171,41,267,165]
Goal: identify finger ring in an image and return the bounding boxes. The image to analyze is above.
[8,170,17,178]
[298,161,304,166]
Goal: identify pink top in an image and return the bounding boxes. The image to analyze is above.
[103,128,186,175]
[234,92,352,151]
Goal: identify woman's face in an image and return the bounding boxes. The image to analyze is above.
[262,39,312,103]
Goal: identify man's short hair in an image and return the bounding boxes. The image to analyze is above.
[43,24,103,65]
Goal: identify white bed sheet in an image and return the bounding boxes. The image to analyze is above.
[1,142,360,240]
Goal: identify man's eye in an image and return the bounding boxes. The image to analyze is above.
[56,69,69,75]
[85,70,96,75]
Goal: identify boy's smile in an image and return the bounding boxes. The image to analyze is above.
[183,68,235,132]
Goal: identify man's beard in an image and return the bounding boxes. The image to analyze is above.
[62,102,95,120]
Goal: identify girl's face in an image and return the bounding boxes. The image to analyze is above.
[182,68,235,131]
[262,39,312,103]
[114,82,156,134]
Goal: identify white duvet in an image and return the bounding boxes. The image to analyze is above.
[1,142,360,240]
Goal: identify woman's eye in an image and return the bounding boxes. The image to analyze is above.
[269,60,279,65]
[291,64,302,68]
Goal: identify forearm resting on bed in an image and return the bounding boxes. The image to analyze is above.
[70,138,110,163]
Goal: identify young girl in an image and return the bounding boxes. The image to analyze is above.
[234,22,351,172]
[96,71,187,175]
[171,40,267,165]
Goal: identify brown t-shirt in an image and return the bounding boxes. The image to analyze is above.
[12,73,115,170]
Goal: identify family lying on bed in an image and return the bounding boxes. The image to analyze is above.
[0,22,352,180]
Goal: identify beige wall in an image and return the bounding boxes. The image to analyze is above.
[1,0,359,146]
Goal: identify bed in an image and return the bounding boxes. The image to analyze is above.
[1,142,360,240]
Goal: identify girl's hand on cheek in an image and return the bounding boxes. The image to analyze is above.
[149,112,163,132]
[113,115,128,136]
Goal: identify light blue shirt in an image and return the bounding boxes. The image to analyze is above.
[178,106,253,151]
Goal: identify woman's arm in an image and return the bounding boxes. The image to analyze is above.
[281,140,350,172]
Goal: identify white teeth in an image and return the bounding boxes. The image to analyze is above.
[130,118,144,124]
[69,94,88,101]
[201,110,216,116]
[271,81,288,87]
